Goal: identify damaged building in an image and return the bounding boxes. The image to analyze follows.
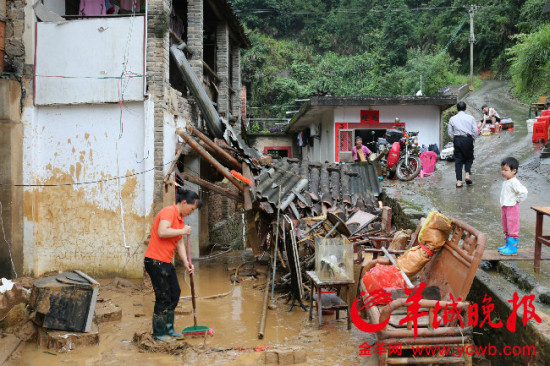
[0,0,251,278]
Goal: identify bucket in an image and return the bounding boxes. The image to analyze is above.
[0,20,5,73]
[527,119,537,133]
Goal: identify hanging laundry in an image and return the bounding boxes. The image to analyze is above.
[79,0,106,15]
[297,132,304,147]
[120,0,140,13]
[105,0,119,14]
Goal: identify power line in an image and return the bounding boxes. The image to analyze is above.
[0,160,174,188]
[235,5,467,15]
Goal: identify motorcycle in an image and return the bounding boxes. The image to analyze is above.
[367,128,422,181]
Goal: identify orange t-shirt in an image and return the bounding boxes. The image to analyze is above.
[144,205,184,263]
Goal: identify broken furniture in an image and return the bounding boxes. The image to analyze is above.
[529,95,548,117]
[305,271,353,330]
[29,271,99,332]
[532,206,550,274]
[359,217,485,366]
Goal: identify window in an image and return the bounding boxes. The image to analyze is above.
[264,146,292,158]
[339,130,353,152]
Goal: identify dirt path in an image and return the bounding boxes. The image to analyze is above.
[385,79,550,278]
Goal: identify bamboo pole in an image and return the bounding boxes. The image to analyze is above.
[258,278,270,339]
[176,127,244,192]
[187,124,242,171]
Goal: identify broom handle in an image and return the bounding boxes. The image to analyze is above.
[187,235,198,327]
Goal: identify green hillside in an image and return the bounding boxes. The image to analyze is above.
[230,0,550,118]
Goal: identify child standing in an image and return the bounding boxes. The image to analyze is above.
[498,157,528,256]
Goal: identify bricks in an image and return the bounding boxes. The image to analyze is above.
[263,347,307,365]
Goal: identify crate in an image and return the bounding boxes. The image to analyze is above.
[315,237,354,281]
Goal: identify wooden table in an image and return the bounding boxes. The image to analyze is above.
[305,271,354,330]
[532,206,550,273]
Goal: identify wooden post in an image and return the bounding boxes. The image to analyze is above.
[176,127,244,192]
[163,143,186,186]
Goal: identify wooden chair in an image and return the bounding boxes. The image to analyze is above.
[530,95,548,117]
[358,217,486,366]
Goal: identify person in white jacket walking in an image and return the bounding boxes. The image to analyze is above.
[498,157,528,256]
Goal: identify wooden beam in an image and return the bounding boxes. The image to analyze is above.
[174,170,243,203]
[163,143,186,185]
[188,124,242,171]
[168,30,193,55]
[242,162,254,211]
[176,127,245,192]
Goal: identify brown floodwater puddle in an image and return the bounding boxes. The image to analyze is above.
[6,251,378,365]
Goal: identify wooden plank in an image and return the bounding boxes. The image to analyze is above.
[482,249,550,261]
[241,162,254,211]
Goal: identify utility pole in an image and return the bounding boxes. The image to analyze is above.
[468,5,477,91]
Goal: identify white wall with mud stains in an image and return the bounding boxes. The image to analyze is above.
[21,100,155,277]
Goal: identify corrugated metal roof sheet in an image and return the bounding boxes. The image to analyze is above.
[349,163,382,197]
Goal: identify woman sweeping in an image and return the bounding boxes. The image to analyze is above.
[144,188,201,341]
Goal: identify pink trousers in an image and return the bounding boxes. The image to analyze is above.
[501,204,520,239]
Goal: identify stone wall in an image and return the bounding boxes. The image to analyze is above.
[2,0,26,74]
[216,22,229,117]
[230,46,241,131]
[147,0,171,215]
[469,269,550,366]
[187,0,203,80]
[207,183,243,250]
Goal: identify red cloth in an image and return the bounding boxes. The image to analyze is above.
[362,263,405,298]
[144,205,184,263]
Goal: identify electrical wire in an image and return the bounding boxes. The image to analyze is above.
[0,201,18,278]
[0,71,144,79]
[234,5,467,15]
[0,160,174,187]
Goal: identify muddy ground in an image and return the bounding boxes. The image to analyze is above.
[3,252,379,365]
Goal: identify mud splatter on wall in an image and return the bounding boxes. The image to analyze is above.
[21,102,156,278]
[23,169,153,278]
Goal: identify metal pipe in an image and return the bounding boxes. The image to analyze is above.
[176,127,244,192]
[170,45,224,137]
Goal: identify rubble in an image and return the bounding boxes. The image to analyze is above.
[0,279,28,330]
[263,347,307,365]
[94,299,122,323]
[37,323,100,353]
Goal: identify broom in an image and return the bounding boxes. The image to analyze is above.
[181,235,212,337]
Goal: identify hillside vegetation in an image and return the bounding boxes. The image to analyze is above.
[231,0,550,118]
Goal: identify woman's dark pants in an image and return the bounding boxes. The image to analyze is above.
[453,135,474,181]
[144,257,181,315]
